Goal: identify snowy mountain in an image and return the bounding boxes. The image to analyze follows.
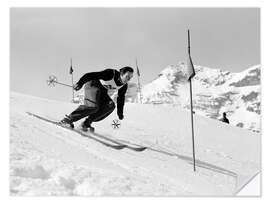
[140,63,261,133]
[10,92,260,196]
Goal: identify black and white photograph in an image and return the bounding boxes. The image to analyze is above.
[9,7,261,196]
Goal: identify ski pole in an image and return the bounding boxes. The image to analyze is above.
[54,81,73,88]
[47,75,73,88]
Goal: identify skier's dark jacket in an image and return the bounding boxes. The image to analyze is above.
[76,69,127,118]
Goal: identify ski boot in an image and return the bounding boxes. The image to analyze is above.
[89,125,95,133]
[80,120,95,133]
[59,115,74,129]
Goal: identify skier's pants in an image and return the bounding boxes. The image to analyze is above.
[68,80,115,123]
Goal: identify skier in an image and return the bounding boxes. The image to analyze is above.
[219,112,230,124]
[60,66,134,132]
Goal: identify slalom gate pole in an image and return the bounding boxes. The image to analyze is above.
[188,29,196,172]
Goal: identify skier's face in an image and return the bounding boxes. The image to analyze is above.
[120,71,133,84]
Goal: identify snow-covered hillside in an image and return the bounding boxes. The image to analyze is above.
[10,92,260,196]
[141,63,261,133]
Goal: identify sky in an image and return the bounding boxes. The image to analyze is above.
[10,8,260,102]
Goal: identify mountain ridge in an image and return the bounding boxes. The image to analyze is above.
[139,63,261,133]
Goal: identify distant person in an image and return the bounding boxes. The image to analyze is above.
[219,112,230,124]
[60,66,134,132]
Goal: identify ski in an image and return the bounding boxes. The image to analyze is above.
[85,131,147,152]
[26,112,126,150]
[26,112,147,152]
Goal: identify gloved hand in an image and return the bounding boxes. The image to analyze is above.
[118,114,124,120]
[73,83,82,91]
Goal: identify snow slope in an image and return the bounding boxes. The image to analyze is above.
[10,92,260,196]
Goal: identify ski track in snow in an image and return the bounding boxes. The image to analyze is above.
[11,112,191,195]
[10,92,260,196]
